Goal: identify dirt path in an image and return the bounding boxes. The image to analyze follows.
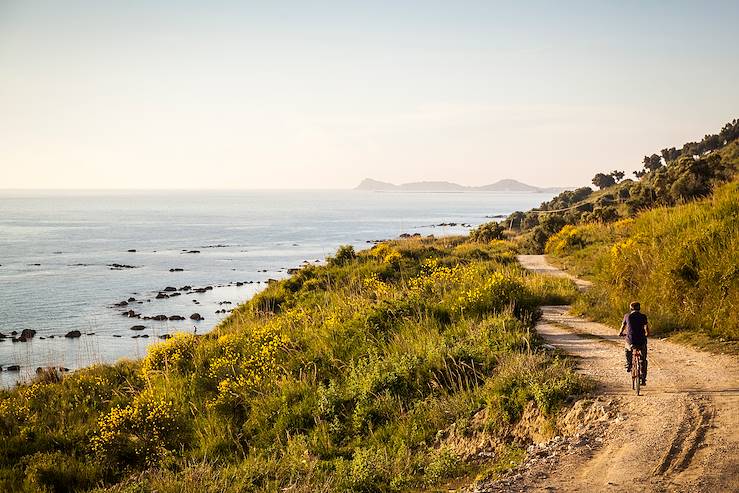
[475,255,739,493]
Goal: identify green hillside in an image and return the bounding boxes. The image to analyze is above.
[0,238,585,492]
[505,119,739,253]
[545,179,739,346]
[457,118,739,350]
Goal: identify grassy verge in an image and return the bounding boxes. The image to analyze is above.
[545,180,739,347]
[665,331,739,355]
[0,236,587,492]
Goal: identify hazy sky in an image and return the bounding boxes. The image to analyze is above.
[1,1,738,189]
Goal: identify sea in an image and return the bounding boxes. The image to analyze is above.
[0,190,555,387]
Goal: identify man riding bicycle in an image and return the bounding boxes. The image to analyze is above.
[619,301,649,386]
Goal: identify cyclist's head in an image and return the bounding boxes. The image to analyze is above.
[630,301,641,311]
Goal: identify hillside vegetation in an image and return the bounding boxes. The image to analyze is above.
[502,119,739,253]
[439,118,739,348]
[545,180,739,344]
[0,237,585,492]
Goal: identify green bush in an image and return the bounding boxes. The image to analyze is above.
[327,244,357,267]
[469,222,506,242]
[24,452,102,493]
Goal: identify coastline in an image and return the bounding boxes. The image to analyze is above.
[0,230,465,387]
[0,190,560,387]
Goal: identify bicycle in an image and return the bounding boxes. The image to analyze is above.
[631,347,642,396]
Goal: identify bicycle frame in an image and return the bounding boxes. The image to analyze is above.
[632,347,642,395]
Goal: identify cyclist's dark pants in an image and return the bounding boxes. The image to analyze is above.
[625,342,648,380]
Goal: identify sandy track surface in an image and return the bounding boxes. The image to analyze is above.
[475,255,739,492]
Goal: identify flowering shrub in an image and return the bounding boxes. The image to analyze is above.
[609,234,647,290]
[208,324,288,410]
[613,217,635,230]
[92,389,182,466]
[0,383,49,427]
[383,250,402,265]
[362,274,391,298]
[456,271,527,316]
[370,243,402,265]
[141,333,197,377]
[544,225,586,255]
[408,259,464,296]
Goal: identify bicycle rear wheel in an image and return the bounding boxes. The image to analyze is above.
[633,351,641,396]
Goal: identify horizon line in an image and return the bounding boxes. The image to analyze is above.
[0,187,576,193]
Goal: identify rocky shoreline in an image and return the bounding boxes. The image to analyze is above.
[0,255,325,377]
[0,230,471,380]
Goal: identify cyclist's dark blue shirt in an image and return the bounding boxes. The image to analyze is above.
[623,311,648,346]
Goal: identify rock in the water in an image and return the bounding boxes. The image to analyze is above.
[6,365,20,372]
[159,334,172,339]
[127,249,137,252]
[169,292,181,297]
[141,334,149,338]
[152,314,167,321]
[169,268,184,272]
[127,297,136,302]
[130,325,146,331]
[114,301,129,307]
[190,313,203,321]
[65,330,82,338]
[20,329,37,339]
[113,334,122,338]
[180,285,192,291]
[155,292,169,299]
[168,315,185,321]
[163,286,177,292]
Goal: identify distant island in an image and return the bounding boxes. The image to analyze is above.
[355,178,569,193]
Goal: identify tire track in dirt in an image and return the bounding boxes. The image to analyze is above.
[653,396,711,476]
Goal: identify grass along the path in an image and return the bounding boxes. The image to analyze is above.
[545,180,739,346]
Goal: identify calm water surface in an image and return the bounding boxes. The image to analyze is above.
[0,190,554,386]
